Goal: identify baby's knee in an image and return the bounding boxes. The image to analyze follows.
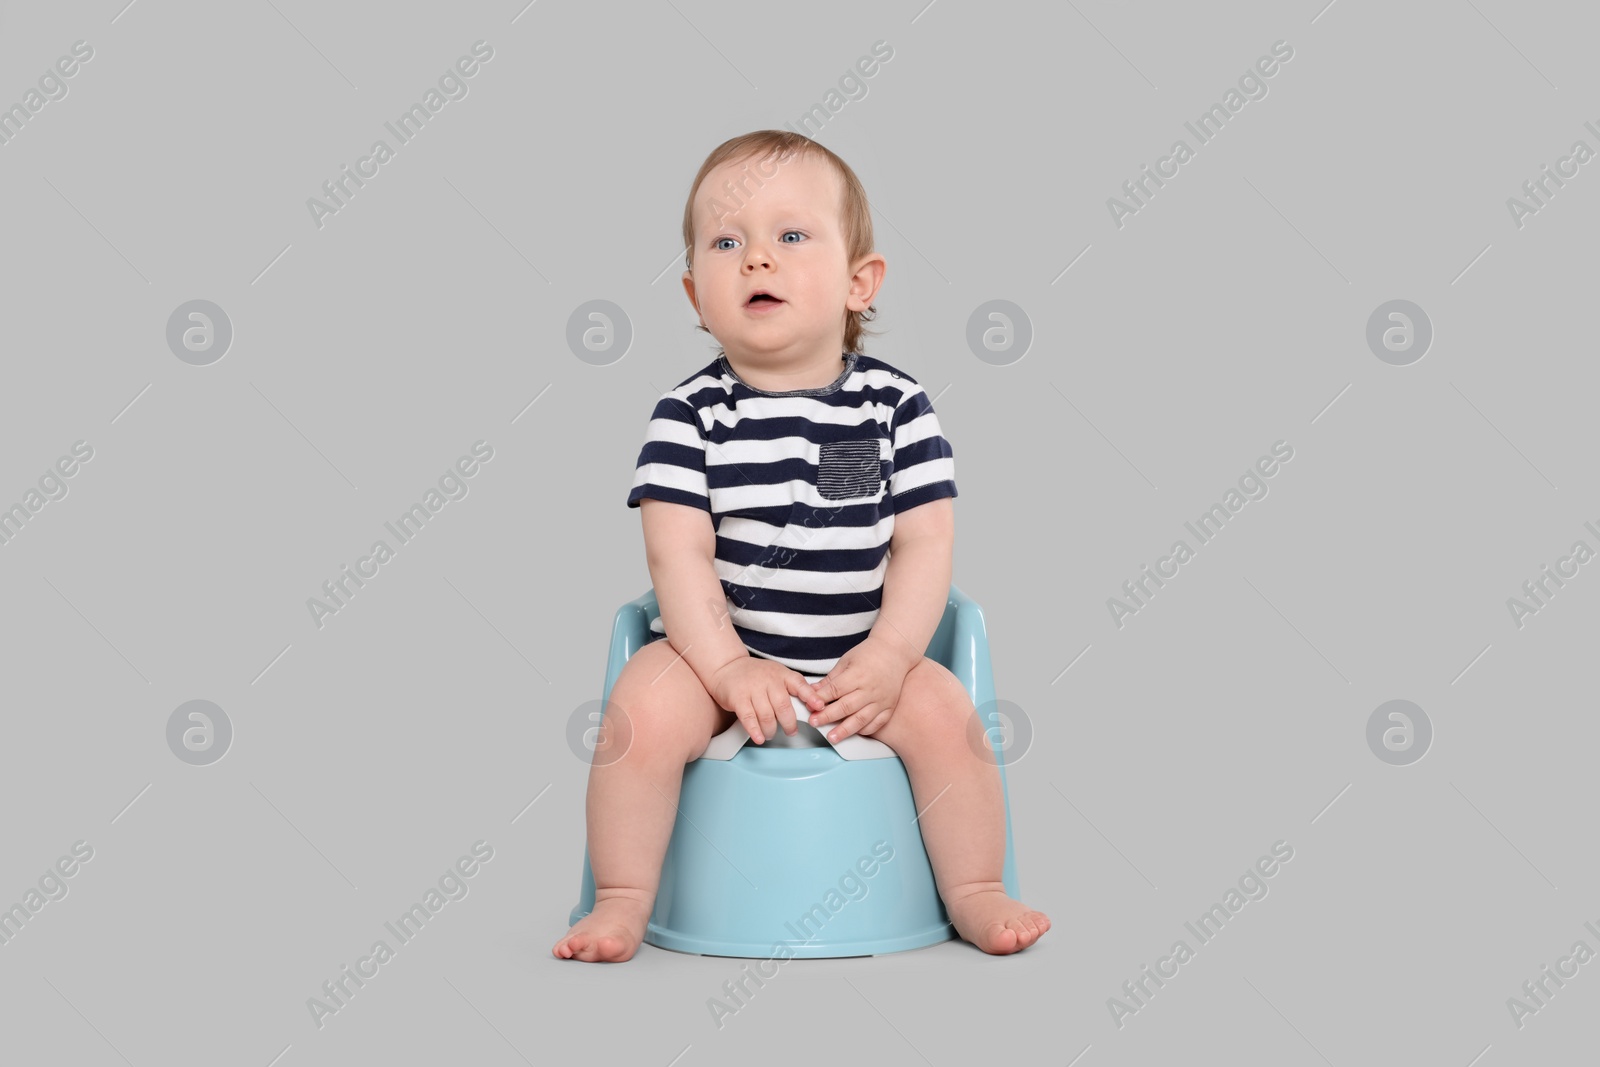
[891,661,973,735]
[913,657,967,704]
[596,687,673,748]
[604,673,722,762]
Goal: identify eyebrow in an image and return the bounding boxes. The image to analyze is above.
[700,206,824,233]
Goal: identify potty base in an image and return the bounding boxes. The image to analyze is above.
[570,746,957,959]
[642,919,955,958]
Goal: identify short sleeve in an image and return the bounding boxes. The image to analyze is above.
[888,385,957,513]
[626,397,711,512]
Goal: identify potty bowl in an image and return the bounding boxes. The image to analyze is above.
[567,582,1019,958]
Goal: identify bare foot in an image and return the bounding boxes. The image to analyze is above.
[945,888,1051,955]
[552,895,653,962]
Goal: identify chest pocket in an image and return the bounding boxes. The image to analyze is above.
[817,439,884,501]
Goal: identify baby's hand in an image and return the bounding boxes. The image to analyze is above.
[809,637,914,742]
[706,657,824,745]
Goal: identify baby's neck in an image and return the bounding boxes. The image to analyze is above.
[723,347,847,392]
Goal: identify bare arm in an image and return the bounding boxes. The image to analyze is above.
[866,497,954,673]
[639,498,750,687]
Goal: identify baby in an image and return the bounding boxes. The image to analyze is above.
[553,130,1050,962]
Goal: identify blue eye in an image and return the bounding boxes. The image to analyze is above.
[714,231,805,251]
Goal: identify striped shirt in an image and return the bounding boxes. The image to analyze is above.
[627,350,957,674]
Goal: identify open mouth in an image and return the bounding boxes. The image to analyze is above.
[746,292,784,307]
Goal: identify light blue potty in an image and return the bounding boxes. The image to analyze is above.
[568,582,1019,958]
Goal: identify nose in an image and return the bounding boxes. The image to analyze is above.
[741,242,773,273]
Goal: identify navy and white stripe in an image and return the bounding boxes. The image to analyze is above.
[626,351,957,674]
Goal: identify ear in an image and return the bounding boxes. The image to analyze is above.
[846,253,886,313]
[681,270,705,326]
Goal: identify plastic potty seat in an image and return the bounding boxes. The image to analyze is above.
[567,583,1020,958]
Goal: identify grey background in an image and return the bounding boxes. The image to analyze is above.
[2,0,1595,1064]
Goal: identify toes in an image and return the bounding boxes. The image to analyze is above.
[558,931,635,963]
[986,922,1019,954]
[1024,912,1051,943]
[555,932,596,960]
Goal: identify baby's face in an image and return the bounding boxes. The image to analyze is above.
[683,152,878,361]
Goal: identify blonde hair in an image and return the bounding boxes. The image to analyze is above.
[681,130,879,355]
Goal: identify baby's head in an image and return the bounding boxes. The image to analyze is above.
[680,131,885,361]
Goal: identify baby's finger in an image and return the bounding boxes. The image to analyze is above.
[770,686,799,735]
[827,703,879,743]
[859,708,893,736]
[735,701,765,745]
[810,698,837,726]
[789,674,824,712]
[814,690,863,726]
[785,675,822,718]
[752,691,779,744]
[805,677,834,707]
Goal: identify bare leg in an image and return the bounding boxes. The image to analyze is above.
[870,658,1051,954]
[552,640,735,962]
